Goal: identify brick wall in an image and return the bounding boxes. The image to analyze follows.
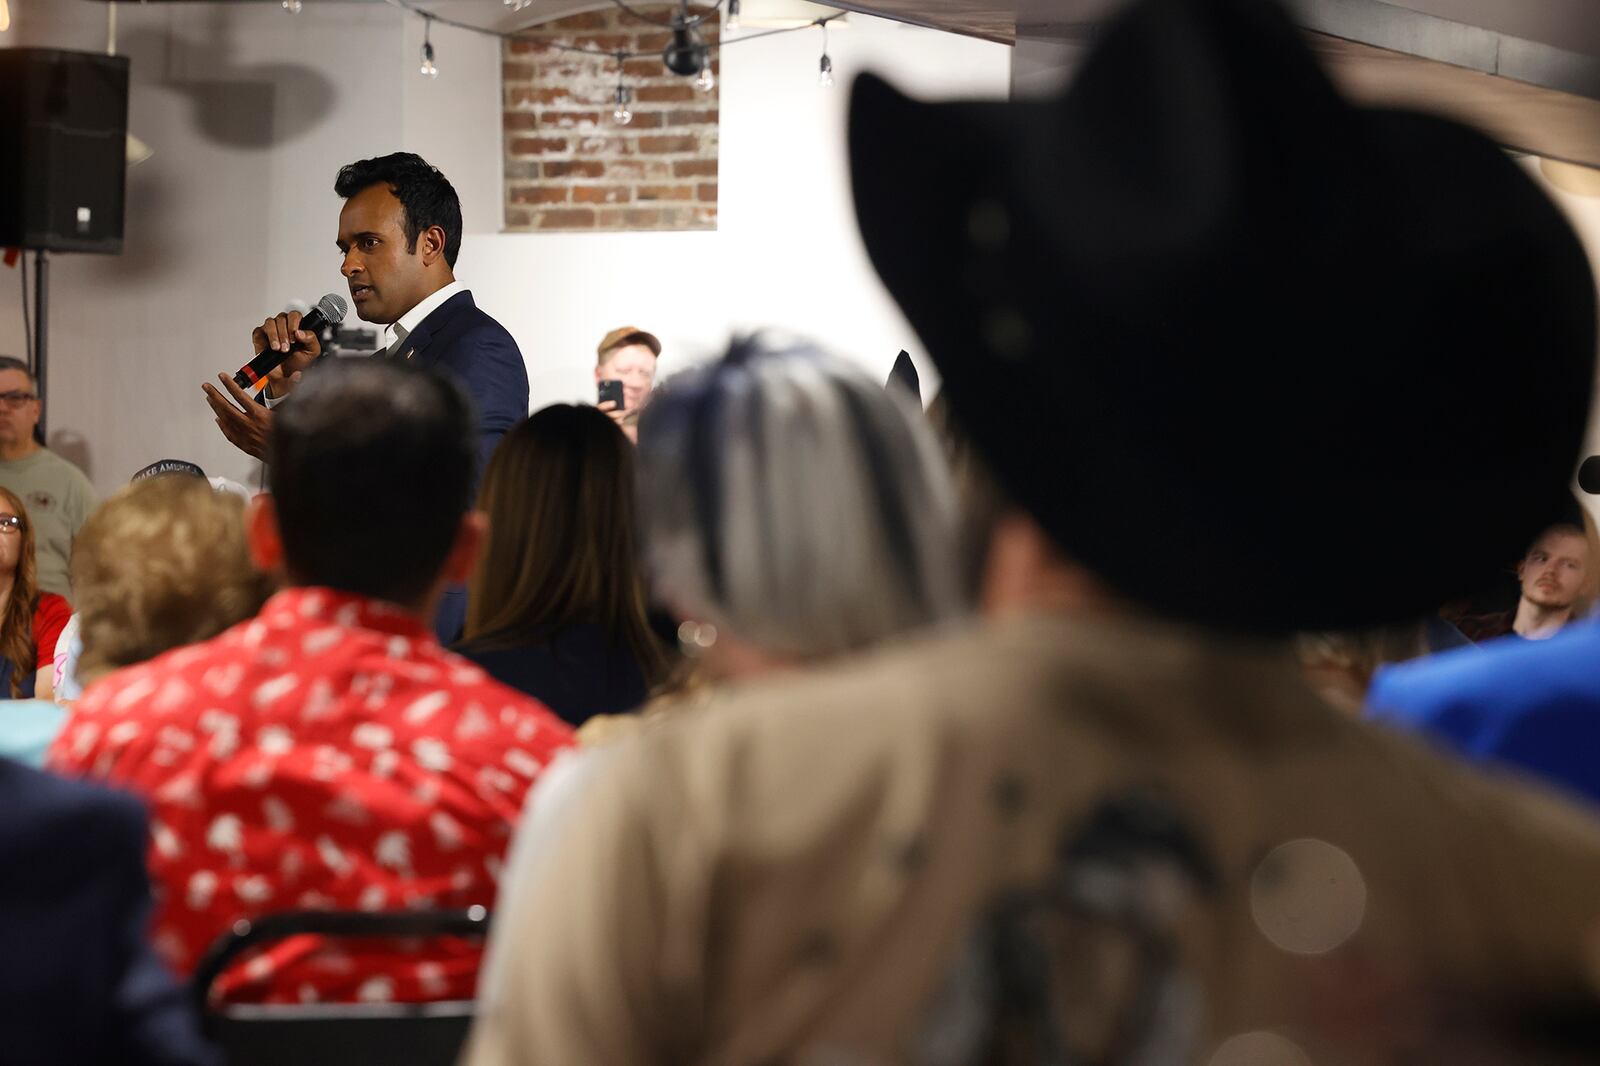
[504,6,719,232]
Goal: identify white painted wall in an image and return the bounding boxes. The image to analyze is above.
[0,3,1008,495]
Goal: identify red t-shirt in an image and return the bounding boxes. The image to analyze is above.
[49,587,576,1004]
[34,591,70,670]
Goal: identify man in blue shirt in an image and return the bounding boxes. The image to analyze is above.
[1368,609,1600,806]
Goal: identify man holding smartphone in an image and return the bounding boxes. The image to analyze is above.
[594,326,660,443]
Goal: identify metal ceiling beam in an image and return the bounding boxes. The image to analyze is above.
[1287,0,1600,102]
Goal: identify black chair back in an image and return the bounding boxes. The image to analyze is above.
[192,908,490,1066]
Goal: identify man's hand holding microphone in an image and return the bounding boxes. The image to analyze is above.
[204,294,347,461]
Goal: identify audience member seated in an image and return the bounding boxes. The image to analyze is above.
[456,404,670,728]
[0,356,96,598]
[50,361,574,1004]
[1369,516,1600,805]
[69,474,276,690]
[462,0,1600,1062]
[0,486,71,701]
[628,333,966,701]
[1504,517,1592,639]
[0,756,217,1065]
[593,326,660,443]
[52,463,262,703]
[1442,508,1597,642]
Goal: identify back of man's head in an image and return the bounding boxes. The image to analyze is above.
[268,360,475,607]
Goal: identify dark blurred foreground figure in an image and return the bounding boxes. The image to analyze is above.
[462,1,1600,1064]
[0,758,216,1065]
[457,404,669,726]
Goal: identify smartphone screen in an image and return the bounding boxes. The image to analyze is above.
[598,379,625,410]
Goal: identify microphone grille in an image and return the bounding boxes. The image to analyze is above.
[317,292,349,325]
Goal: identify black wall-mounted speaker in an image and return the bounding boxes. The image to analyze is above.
[0,48,130,254]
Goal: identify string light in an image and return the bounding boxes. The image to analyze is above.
[419,16,438,77]
[282,0,303,12]
[379,0,844,83]
[613,56,634,125]
[817,22,834,88]
[695,58,716,92]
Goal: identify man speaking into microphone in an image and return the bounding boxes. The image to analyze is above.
[203,152,528,641]
[203,152,527,475]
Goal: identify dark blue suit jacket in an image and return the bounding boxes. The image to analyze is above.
[385,288,529,481]
[385,289,529,644]
[0,759,217,1065]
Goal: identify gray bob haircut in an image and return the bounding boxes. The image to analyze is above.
[636,334,966,659]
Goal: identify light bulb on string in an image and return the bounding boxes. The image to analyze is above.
[812,22,838,87]
[725,0,741,35]
[419,17,439,78]
[282,0,303,12]
[695,58,716,92]
[613,84,634,126]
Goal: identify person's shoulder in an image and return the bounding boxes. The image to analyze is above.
[36,448,93,487]
[1369,623,1600,724]
[429,647,577,745]
[35,592,71,626]
[75,633,231,717]
[608,621,1012,809]
[449,293,522,354]
[0,758,145,862]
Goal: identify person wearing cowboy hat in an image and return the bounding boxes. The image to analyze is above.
[460,0,1600,1063]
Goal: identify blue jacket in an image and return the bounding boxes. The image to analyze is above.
[386,289,529,645]
[0,759,217,1065]
[387,288,530,481]
[1367,621,1600,807]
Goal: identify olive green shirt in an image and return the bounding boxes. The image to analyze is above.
[0,449,95,598]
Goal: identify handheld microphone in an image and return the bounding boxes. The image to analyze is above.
[1579,455,1600,496]
[233,293,348,391]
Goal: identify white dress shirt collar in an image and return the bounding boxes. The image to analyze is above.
[382,280,467,357]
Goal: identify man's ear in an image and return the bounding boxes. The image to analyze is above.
[246,494,285,573]
[594,362,608,384]
[441,510,489,587]
[419,224,449,268]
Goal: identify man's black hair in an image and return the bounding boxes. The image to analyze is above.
[268,360,477,607]
[0,356,37,392]
[334,152,463,268]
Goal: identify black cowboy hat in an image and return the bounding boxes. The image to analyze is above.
[849,0,1597,633]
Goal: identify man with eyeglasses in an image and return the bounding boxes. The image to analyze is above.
[0,356,95,599]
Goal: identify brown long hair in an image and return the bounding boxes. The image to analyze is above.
[463,404,668,686]
[0,486,40,698]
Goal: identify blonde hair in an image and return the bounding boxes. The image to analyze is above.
[71,476,275,684]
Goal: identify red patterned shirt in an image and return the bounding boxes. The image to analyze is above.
[48,587,575,1004]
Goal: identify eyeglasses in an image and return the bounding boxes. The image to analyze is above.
[0,392,38,408]
[0,516,24,535]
